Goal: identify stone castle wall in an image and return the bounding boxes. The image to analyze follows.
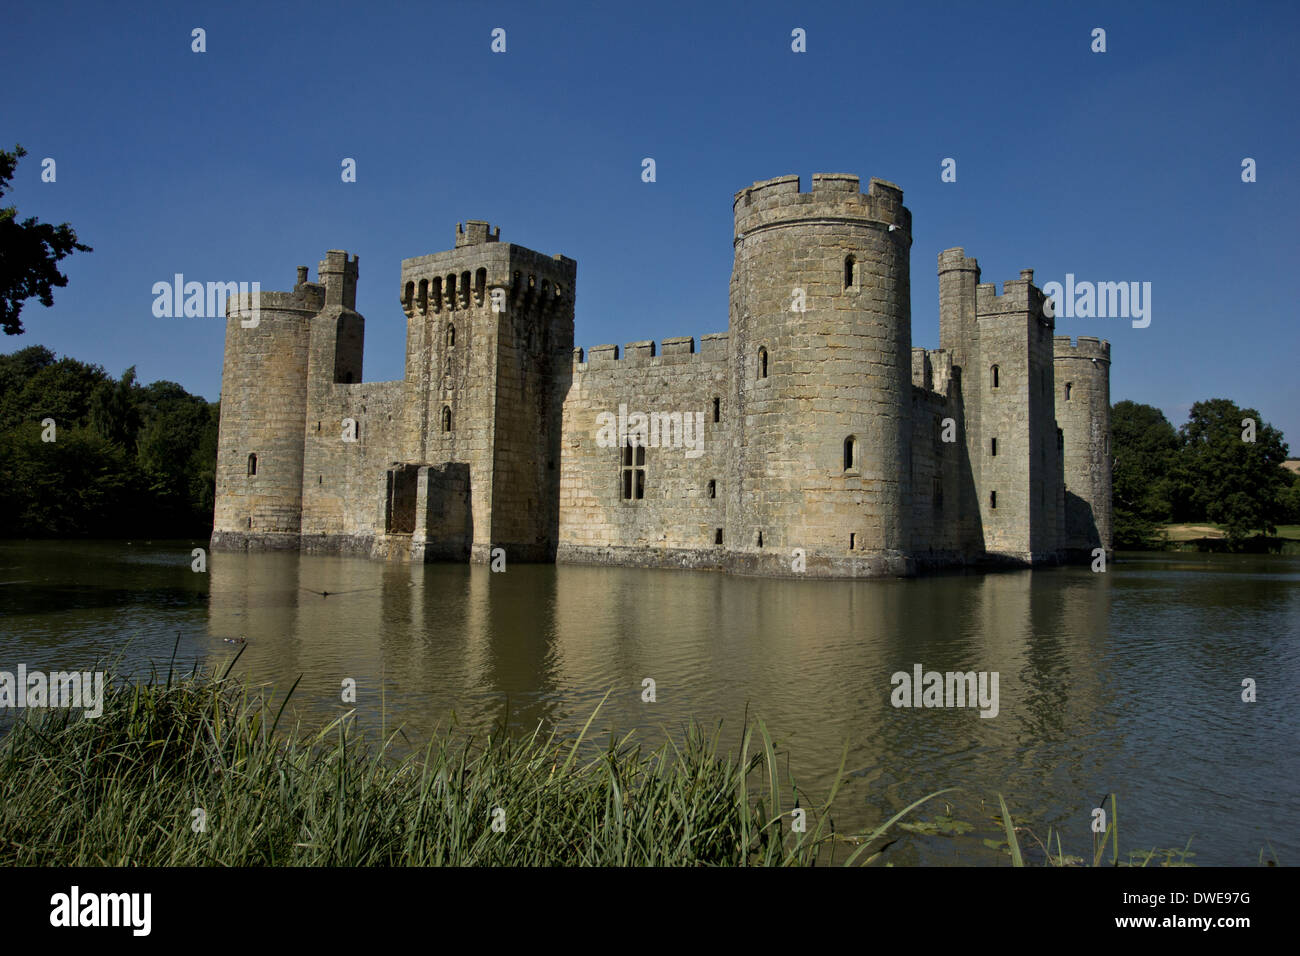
[557,334,730,570]
[210,177,1114,577]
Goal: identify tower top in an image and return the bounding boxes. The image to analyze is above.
[317,250,359,309]
[456,221,500,247]
[732,174,909,242]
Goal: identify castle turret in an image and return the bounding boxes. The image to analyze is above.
[728,174,913,574]
[398,222,575,562]
[211,271,321,549]
[1054,336,1112,557]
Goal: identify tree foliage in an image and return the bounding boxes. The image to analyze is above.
[0,345,217,537]
[1111,397,1292,547]
[0,145,92,335]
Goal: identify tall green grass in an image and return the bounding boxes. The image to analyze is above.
[0,662,948,866]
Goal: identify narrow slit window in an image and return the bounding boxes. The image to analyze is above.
[712,397,720,422]
[758,347,768,379]
[843,436,856,472]
[1065,382,1072,401]
[715,528,723,545]
[990,490,997,510]
[707,480,716,499]
[446,323,455,348]
[441,405,452,432]
[849,532,856,550]
[991,364,1000,389]
[990,437,998,457]
[247,453,257,476]
[844,255,856,290]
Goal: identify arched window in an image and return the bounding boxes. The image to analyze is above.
[758,347,768,379]
[707,480,716,499]
[445,274,457,309]
[843,435,856,472]
[247,453,257,477]
[417,278,428,314]
[991,364,1000,389]
[712,397,720,422]
[403,282,414,312]
[431,277,442,312]
[460,271,471,308]
[475,267,487,305]
[1064,382,1072,401]
[844,255,856,290]
[446,323,455,348]
[441,405,452,432]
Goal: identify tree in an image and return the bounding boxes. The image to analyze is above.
[0,145,92,335]
[89,366,141,449]
[1173,399,1290,542]
[0,355,108,431]
[1111,401,1179,546]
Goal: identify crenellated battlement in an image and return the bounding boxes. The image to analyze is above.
[399,233,575,318]
[573,332,729,371]
[975,272,1049,318]
[733,173,910,241]
[1053,335,1111,362]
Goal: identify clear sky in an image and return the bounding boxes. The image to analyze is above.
[3,1,1297,443]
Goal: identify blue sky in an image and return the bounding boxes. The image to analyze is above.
[4,1,1297,443]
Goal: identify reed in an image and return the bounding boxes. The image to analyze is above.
[0,662,948,867]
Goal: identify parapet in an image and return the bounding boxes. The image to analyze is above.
[624,340,656,363]
[975,272,1048,317]
[733,174,910,241]
[1053,335,1111,362]
[937,248,980,276]
[573,332,729,371]
[455,220,500,247]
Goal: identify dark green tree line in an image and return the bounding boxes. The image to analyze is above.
[0,345,218,538]
[1111,397,1296,548]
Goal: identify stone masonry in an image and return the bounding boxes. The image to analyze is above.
[211,174,1113,577]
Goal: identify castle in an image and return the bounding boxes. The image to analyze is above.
[211,174,1112,577]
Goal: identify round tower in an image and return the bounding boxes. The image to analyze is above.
[728,173,913,575]
[211,274,321,550]
[1053,335,1112,558]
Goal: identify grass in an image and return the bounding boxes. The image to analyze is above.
[2,658,1265,867]
[1157,523,1300,553]
[0,658,953,866]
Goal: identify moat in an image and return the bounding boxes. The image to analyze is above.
[1,540,1296,865]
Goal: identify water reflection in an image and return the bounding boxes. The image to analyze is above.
[0,540,1294,864]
